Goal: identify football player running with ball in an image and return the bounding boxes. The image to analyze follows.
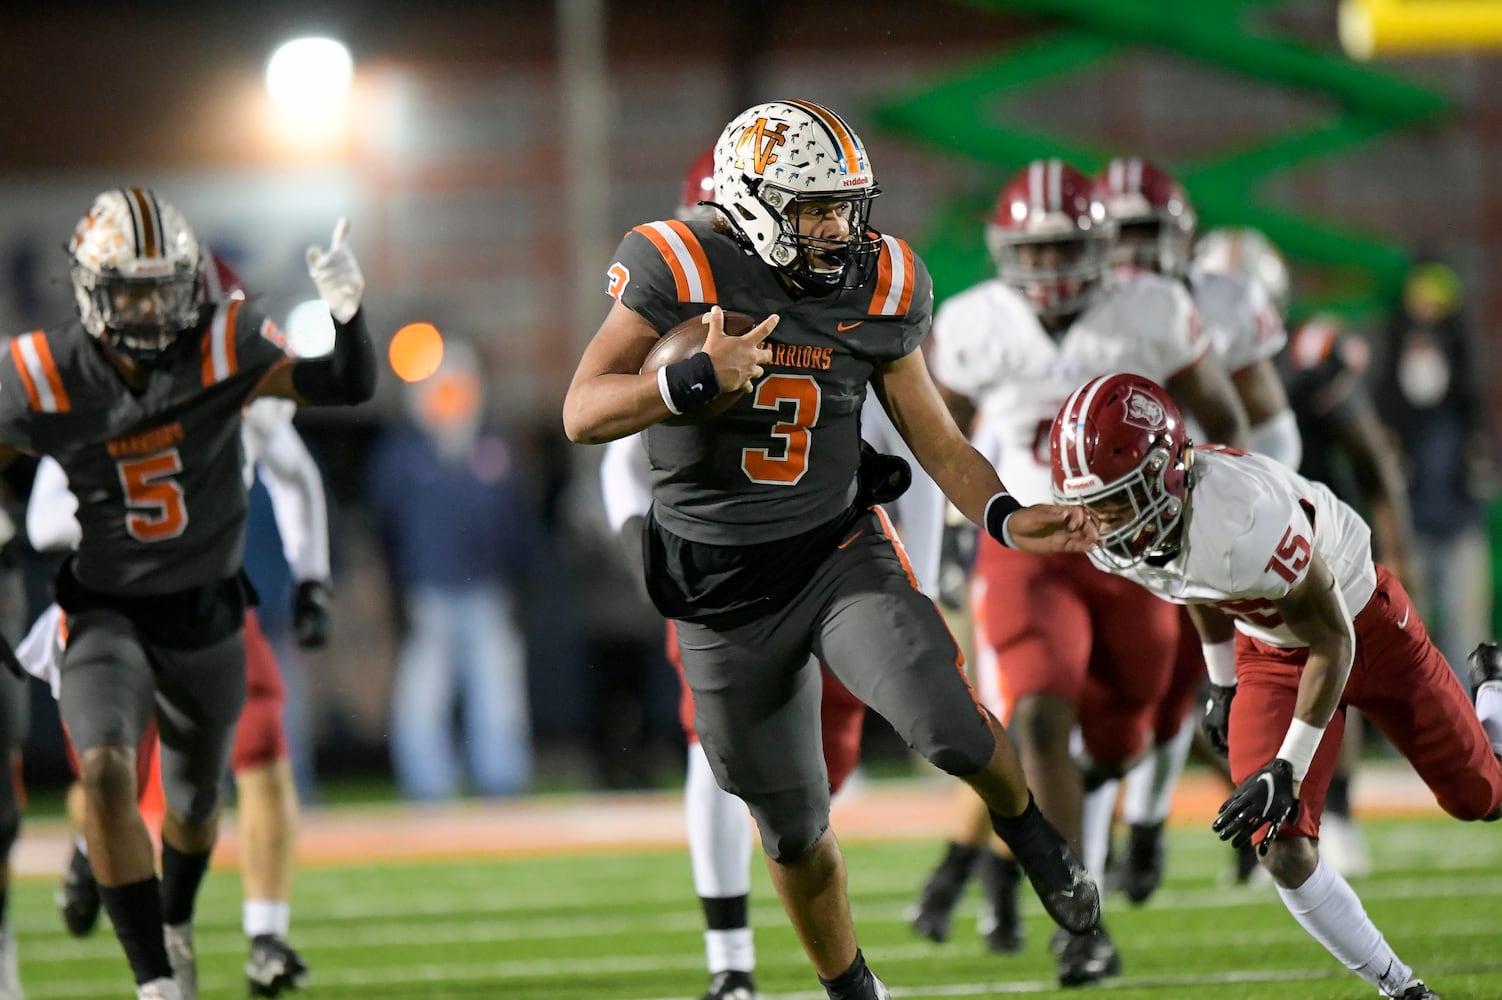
[1048,371,1502,1000]
[0,189,374,1000]
[564,100,1101,1000]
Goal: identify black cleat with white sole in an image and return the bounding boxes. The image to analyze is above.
[1056,926,1122,988]
[246,935,311,998]
[992,797,1101,934]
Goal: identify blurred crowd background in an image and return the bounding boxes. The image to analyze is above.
[0,0,1498,804]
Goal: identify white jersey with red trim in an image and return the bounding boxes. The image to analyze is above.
[1188,264,1285,375]
[1100,447,1377,647]
[930,273,1204,505]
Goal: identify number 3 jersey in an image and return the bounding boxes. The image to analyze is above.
[606,218,931,546]
[1102,447,1378,648]
[0,299,295,596]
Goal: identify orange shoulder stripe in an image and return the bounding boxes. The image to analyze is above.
[632,222,717,303]
[11,331,70,412]
[867,235,916,316]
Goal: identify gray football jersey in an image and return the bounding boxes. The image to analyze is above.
[0,299,295,595]
[608,219,932,545]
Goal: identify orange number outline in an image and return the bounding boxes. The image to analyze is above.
[741,374,821,485]
[117,449,188,543]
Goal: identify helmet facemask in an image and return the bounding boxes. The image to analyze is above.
[991,231,1111,320]
[1109,217,1194,279]
[1059,446,1185,568]
[72,264,202,363]
[755,182,880,292]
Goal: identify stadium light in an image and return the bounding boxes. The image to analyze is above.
[265,37,353,145]
[285,299,337,358]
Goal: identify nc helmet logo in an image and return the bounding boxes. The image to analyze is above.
[734,117,789,175]
[1122,386,1167,432]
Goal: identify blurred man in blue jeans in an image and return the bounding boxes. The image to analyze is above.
[367,340,538,799]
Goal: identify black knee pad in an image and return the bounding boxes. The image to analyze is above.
[745,786,830,864]
[911,710,996,777]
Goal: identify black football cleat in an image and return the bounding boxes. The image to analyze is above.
[55,843,101,938]
[907,843,978,943]
[246,935,311,998]
[1056,926,1123,988]
[976,852,1025,953]
[1001,810,1101,934]
[1121,821,1165,904]
[1467,642,1502,701]
[1393,980,1440,999]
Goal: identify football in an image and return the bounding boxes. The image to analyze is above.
[640,310,758,425]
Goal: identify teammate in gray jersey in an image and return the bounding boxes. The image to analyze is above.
[564,99,1102,1000]
[0,188,375,1000]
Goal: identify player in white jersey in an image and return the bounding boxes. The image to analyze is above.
[26,390,327,998]
[908,159,1248,985]
[1051,372,1502,1000]
[1088,159,1304,901]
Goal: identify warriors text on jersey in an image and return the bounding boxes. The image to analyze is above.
[0,300,294,595]
[608,218,930,546]
[606,218,929,621]
[931,273,1202,506]
[1101,447,1377,648]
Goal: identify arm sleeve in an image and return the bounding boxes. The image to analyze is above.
[25,456,81,552]
[256,419,332,583]
[290,308,377,405]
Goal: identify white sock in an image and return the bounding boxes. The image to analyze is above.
[1476,682,1502,754]
[1122,718,1196,825]
[1080,779,1118,880]
[73,833,88,857]
[243,900,290,939]
[705,927,755,975]
[685,742,754,898]
[1276,859,1413,996]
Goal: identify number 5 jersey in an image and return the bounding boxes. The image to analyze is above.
[0,299,295,596]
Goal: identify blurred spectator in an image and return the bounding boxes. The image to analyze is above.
[366,340,538,800]
[1372,261,1494,677]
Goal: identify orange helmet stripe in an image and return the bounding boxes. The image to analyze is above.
[785,100,863,174]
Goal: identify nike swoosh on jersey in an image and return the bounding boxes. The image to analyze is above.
[1398,605,1410,629]
[838,529,865,549]
[837,320,864,332]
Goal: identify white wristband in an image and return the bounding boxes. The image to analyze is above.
[1276,718,1325,781]
[1202,640,1237,687]
[656,366,682,416]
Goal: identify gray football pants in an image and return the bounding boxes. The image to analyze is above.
[675,509,996,863]
[59,610,246,827]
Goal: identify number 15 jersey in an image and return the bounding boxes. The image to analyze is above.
[0,300,295,596]
[1104,447,1378,648]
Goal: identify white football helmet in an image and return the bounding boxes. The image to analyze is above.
[1193,226,1291,315]
[710,99,880,291]
[69,187,203,362]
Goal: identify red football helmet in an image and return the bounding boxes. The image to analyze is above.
[987,159,1114,319]
[677,145,717,222]
[1050,373,1190,567]
[200,247,247,303]
[1093,157,1196,277]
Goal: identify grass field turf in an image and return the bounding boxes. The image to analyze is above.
[8,806,1501,999]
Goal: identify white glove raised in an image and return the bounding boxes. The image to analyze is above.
[306,217,364,324]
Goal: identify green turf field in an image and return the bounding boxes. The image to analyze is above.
[12,814,1501,999]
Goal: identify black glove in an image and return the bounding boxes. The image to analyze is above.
[292,579,333,649]
[1202,683,1236,755]
[856,441,912,507]
[1212,758,1301,856]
